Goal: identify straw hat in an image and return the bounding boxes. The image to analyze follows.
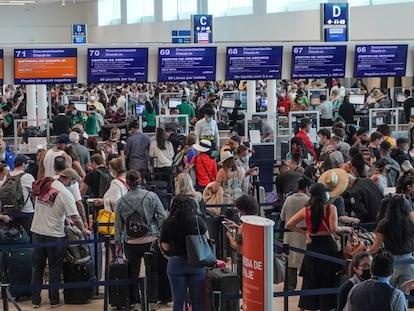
[318,168,349,198]
[218,150,234,165]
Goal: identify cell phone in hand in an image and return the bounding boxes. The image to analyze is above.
[221,221,236,233]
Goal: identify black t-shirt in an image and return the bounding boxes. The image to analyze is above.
[84,166,111,198]
[376,219,414,255]
[53,114,72,136]
[160,215,207,257]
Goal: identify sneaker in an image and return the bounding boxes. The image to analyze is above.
[149,302,159,310]
[32,304,41,309]
[167,301,174,307]
[50,303,63,308]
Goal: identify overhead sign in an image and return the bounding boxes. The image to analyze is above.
[14,48,77,84]
[241,216,274,311]
[0,49,3,85]
[226,46,283,80]
[171,30,191,44]
[354,44,408,77]
[158,47,217,82]
[87,48,148,83]
[72,24,87,44]
[291,45,347,79]
[322,3,348,42]
[193,14,213,44]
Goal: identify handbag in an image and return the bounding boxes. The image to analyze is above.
[0,221,30,245]
[322,219,342,252]
[185,214,216,267]
[97,209,115,236]
[273,254,286,284]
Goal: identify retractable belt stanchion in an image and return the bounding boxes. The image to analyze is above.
[103,235,111,311]
[283,243,290,311]
[1,283,9,311]
[142,252,153,311]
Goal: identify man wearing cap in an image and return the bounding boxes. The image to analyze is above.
[344,250,407,311]
[194,108,220,150]
[30,168,90,308]
[41,134,72,178]
[7,154,35,233]
[191,139,217,193]
[125,121,150,180]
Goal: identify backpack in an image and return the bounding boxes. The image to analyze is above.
[0,172,28,214]
[4,143,15,171]
[122,192,150,238]
[96,169,113,198]
[102,140,119,158]
[64,224,91,265]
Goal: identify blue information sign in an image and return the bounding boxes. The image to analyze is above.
[193,15,213,44]
[72,24,87,45]
[14,48,77,84]
[158,47,217,81]
[323,3,348,26]
[291,45,347,79]
[226,46,283,80]
[354,45,408,77]
[325,28,347,42]
[87,48,148,83]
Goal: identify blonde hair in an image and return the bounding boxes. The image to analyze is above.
[109,127,121,141]
[175,173,196,195]
[109,157,126,176]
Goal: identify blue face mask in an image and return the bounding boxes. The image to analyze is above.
[324,192,331,202]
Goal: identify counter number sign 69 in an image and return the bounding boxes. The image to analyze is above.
[160,49,171,56]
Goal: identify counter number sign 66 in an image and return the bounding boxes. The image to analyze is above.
[356,46,367,53]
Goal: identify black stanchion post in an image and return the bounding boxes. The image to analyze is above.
[103,235,111,311]
[1,284,9,311]
[213,291,221,311]
[142,252,152,311]
[92,217,100,296]
[283,243,290,311]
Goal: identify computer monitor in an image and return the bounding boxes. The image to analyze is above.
[396,93,406,103]
[349,94,365,105]
[168,98,181,109]
[248,119,262,131]
[135,103,145,115]
[260,97,267,107]
[72,101,87,112]
[221,98,236,109]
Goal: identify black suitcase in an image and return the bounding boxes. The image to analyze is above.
[63,259,96,304]
[109,258,130,309]
[206,268,240,311]
[2,248,33,299]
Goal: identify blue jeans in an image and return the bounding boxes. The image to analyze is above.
[31,233,66,306]
[167,256,206,311]
[392,253,414,289]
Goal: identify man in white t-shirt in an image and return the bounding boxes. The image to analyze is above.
[9,154,35,234]
[30,168,90,308]
[41,134,72,178]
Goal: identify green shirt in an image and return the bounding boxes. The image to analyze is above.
[85,113,97,135]
[177,102,195,120]
[143,109,156,127]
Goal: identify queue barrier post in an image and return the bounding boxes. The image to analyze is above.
[283,243,290,311]
[1,283,10,311]
[103,235,111,311]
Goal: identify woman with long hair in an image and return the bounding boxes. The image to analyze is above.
[286,183,352,311]
[160,194,208,311]
[368,194,414,289]
[174,172,206,220]
[150,127,175,193]
[143,100,156,133]
[337,251,372,311]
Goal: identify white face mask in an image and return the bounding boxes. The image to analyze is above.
[110,171,116,178]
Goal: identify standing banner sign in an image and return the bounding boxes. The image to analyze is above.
[241,215,274,311]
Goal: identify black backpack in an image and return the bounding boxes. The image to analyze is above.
[122,192,150,238]
[0,172,28,214]
[96,169,113,198]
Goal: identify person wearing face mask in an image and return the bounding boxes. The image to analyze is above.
[391,137,414,175]
[194,108,220,150]
[337,251,373,311]
[286,183,352,311]
[295,118,317,160]
[235,144,257,193]
[68,105,85,128]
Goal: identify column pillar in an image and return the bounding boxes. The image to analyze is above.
[26,85,37,127]
[246,80,256,121]
[267,80,277,130]
[36,85,48,127]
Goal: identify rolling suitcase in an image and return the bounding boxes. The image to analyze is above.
[2,248,33,299]
[109,258,130,309]
[205,268,240,311]
[63,259,96,304]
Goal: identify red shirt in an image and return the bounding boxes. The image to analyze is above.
[191,153,217,187]
[296,130,317,160]
[305,206,330,233]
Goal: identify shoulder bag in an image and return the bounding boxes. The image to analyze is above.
[185,214,216,267]
[322,219,342,252]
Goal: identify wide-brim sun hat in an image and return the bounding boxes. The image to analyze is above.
[218,150,234,165]
[193,139,212,153]
[318,168,349,198]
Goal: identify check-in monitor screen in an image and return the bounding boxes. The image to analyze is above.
[349,94,365,105]
[221,98,235,109]
[135,104,145,115]
[73,101,87,112]
[168,98,181,109]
